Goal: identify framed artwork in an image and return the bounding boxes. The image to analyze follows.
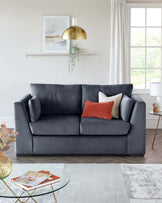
[43,15,70,53]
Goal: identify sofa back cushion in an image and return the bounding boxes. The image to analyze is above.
[82,84,133,110]
[30,84,82,115]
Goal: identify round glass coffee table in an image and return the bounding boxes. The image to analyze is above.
[0,164,70,203]
[149,111,162,149]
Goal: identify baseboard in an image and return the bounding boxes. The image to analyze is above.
[0,117,160,129]
[0,117,14,128]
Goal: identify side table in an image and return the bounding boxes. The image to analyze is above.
[149,111,162,149]
[0,164,70,203]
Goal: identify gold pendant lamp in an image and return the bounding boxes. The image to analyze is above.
[63,18,87,40]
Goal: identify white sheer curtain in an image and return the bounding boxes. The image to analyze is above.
[109,0,129,84]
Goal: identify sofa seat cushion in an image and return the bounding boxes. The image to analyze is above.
[80,117,130,135]
[30,115,80,135]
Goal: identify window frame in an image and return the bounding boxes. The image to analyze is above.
[127,3,162,94]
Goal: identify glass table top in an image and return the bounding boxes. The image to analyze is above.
[149,111,162,116]
[0,163,70,198]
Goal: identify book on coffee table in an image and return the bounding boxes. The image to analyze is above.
[11,170,60,191]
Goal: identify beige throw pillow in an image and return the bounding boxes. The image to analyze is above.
[99,92,122,118]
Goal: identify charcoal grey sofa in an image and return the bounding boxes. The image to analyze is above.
[14,84,146,155]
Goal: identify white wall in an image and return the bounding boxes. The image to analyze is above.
[139,94,162,129]
[0,0,160,129]
[0,0,110,127]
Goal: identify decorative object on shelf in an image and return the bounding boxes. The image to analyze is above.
[43,15,70,53]
[68,45,79,72]
[63,18,87,40]
[150,82,162,111]
[0,123,18,179]
[153,103,159,113]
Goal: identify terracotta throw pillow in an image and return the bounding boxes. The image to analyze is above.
[99,92,122,118]
[81,100,114,120]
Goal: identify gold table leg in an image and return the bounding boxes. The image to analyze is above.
[152,116,161,149]
[14,192,24,203]
[51,184,57,203]
[2,180,58,203]
[2,179,24,203]
[15,190,36,203]
[23,190,36,203]
[1,179,38,203]
[27,191,38,203]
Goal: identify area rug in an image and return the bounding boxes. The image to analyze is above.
[121,164,162,199]
[57,164,129,203]
[2,164,162,203]
[0,164,129,203]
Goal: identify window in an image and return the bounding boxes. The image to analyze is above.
[128,4,162,91]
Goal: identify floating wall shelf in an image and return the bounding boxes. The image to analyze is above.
[25,52,96,57]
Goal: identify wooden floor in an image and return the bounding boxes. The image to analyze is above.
[4,129,162,164]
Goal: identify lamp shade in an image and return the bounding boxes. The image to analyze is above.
[62,18,87,40]
[150,82,162,96]
[62,25,87,40]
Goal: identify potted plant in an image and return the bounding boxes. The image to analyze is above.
[0,123,18,179]
[68,45,79,73]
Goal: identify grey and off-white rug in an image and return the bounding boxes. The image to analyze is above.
[121,164,162,199]
[1,164,162,203]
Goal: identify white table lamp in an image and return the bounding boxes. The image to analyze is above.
[150,82,162,111]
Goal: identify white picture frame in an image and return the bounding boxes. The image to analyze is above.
[42,15,70,53]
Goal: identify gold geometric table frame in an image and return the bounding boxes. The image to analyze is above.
[1,179,57,203]
[152,115,161,149]
[149,111,162,149]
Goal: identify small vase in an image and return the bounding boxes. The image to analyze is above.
[0,152,12,179]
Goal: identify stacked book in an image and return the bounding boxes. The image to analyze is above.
[11,170,60,191]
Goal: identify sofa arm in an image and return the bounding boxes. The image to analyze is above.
[14,94,33,155]
[127,94,146,155]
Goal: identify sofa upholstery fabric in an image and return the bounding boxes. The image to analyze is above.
[120,95,134,122]
[33,135,127,154]
[15,94,33,154]
[30,84,82,115]
[82,84,133,110]
[80,117,130,135]
[128,94,146,154]
[28,96,41,122]
[15,84,146,155]
[30,115,80,135]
